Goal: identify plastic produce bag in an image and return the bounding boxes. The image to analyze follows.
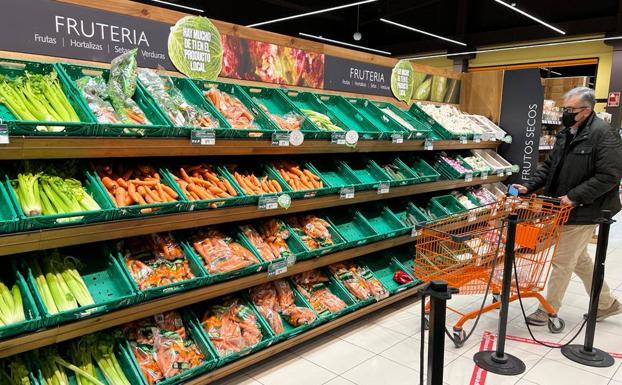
[75,76,121,124]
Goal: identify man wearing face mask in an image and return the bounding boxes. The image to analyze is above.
[513,87,622,325]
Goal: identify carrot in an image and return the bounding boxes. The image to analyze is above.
[131,179,158,187]
[115,187,127,207]
[144,193,155,204]
[162,185,179,199]
[304,169,320,181]
[203,172,221,184]
[188,184,210,200]
[289,167,304,177]
[222,179,237,196]
[102,176,118,191]
[179,168,193,184]
[208,185,225,195]
[155,184,170,202]
[116,178,128,189]
[144,186,162,202]
[271,180,282,192]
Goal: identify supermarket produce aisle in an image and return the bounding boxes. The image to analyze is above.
[214,213,622,385]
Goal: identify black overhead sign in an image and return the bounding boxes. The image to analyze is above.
[323,55,393,97]
[0,0,175,70]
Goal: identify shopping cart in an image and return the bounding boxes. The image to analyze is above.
[415,195,572,347]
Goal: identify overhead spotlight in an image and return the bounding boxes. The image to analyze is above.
[353,32,362,41]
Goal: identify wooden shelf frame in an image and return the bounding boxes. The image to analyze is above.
[0,137,498,159]
[0,175,505,256]
[0,233,417,358]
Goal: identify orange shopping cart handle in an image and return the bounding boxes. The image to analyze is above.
[508,193,562,205]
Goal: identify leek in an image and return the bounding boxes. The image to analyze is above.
[31,259,58,314]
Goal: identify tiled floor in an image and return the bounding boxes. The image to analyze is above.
[213,214,622,385]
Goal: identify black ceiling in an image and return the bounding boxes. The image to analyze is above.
[139,0,621,57]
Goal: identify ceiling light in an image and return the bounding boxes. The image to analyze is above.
[404,35,622,60]
[247,0,377,28]
[494,0,565,35]
[151,0,203,13]
[299,32,391,55]
[542,68,562,76]
[379,18,466,46]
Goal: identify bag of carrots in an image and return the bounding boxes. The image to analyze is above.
[272,160,323,191]
[292,270,347,317]
[255,101,304,131]
[96,163,179,213]
[170,164,238,208]
[227,164,283,196]
[328,261,389,301]
[190,228,259,275]
[200,297,263,357]
[204,87,257,130]
[123,234,195,290]
[286,215,335,250]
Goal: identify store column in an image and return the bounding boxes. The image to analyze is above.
[605,41,622,131]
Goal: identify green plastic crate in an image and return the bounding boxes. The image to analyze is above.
[290,274,358,321]
[120,310,218,385]
[246,281,319,343]
[435,154,474,180]
[372,101,432,139]
[285,215,347,259]
[279,89,346,137]
[189,79,279,138]
[405,202,432,225]
[359,254,420,294]
[0,268,41,339]
[22,251,136,328]
[91,169,188,220]
[57,63,172,137]
[116,239,207,301]
[344,97,411,140]
[240,85,322,139]
[180,227,265,284]
[402,157,441,183]
[0,182,18,234]
[139,74,232,136]
[341,158,392,190]
[221,162,292,204]
[161,167,247,211]
[385,246,418,279]
[408,103,458,140]
[460,154,494,177]
[305,159,362,193]
[324,262,389,307]
[266,162,332,199]
[0,58,96,136]
[358,205,410,241]
[428,195,467,218]
[326,210,378,247]
[189,295,275,367]
[315,94,381,140]
[5,173,114,231]
[374,157,420,186]
[238,219,307,266]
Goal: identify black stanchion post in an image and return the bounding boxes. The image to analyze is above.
[561,210,615,367]
[473,213,526,375]
[422,280,457,385]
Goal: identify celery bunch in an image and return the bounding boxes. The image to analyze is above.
[67,334,131,385]
[0,355,31,385]
[0,280,24,327]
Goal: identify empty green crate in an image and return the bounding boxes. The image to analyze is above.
[0,58,96,136]
[327,211,379,247]
[408,104,457,140]
[374,157,420,186]
[180,227,266,283]
[0,268,41,339]
[0,182,18,234]
[189,79,279,138]
[428,195,467,218]
[344,97,411,140]
[5,173,114,231]
[385,246,418,280]
[280,89,346,137]
[405,202,432,225]
[238,219,307,266]
[23,252,136,327]
[291,274,358,321]
[120,310,218,385]
[116,242,207,301]
[372,101,432,139]
[246,281,319,343]
[358,205,409,240]
[57,63,172,137]
[341,158,392,190]
[306,159,362,192]
[285,215,347,258]
[360,254,419,293]
[403,157,441,183]
[240,85,322,139]
[189,295,275,367]
[266,162,332,199]
[315,94,381,140]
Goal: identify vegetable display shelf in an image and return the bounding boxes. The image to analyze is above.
[344,97,412,140]
[0,175,506,257]
[0,183,18,234]
[372,101,432,139]
[0,58,96,137]
[315,94,382,140]
[326,210,379,247]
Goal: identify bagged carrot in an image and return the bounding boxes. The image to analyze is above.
[293,270,347,316]
[328,261,389,301]
[286,215,334,250]
[240,224,280,262]
[190,228,259,274]
[258,219,294,259]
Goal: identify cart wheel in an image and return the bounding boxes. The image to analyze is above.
[453,329,466,348]
[548,316,565,334]
[423,315,430,330]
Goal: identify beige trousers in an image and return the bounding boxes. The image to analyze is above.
[542,224,616,312]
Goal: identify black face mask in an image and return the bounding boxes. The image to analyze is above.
[562,110,579,128]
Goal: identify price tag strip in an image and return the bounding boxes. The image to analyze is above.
[258,196,279,210]
[481,171,488,180]
[377,182,390,194]
[272,132,290,146]
[190,129,215,145]
[340,186,355,199]
[424,139,433,151]
[459,136,468,144]
[391,133,404,144]
[331,132,346,145]
[465,173,473,183]
[267,260,288,277]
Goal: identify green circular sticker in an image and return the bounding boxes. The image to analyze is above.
[278,194,291,209]
[391,60,414,103]
[168,16,223,80]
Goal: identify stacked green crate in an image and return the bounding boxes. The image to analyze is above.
[326,210,379,247]
[285,214,346,258]
[344,97,411,140]
[358,204,410,241]
[304,158,361,193]
[359,254,420,293]
[315,94,382,140]
[373,156,420,186]
[372,101,432,139]
[399,156,441,183]
[428,195,467,218]
[341,157,392,190]
[434,153,475,179]
[281,90,348,137]
[408,103,458,140]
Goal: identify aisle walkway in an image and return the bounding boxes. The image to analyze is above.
[214,216,622,385]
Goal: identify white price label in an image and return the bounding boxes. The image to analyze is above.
[331,132,346,145]
[340,186,355,199]
[465,173,473,182]
[459,136,468,144]
[190,129,215,145]
[258,196,279,210]
[267,260,288,277]
[481,171,488,180]
[377,182,390,194]
[286,254,296,266]
[498,171,505,177]
[391,133,404,144]
[272,132,290,146]
[474,135,481,143]
[0,125,8,144]
[424,139,433,151]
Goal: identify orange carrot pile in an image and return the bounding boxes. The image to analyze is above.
[227,164,282,195]
[97,163,178,212]
[190,228,259,275]
[171,164,238,205]
[272,160,323,191]
[204,88,256,129]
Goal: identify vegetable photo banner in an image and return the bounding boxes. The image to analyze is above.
[168,16,223,80]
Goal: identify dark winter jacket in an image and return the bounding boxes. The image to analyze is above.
[524,113,622,224]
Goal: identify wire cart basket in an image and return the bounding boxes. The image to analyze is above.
[415,195,572,347]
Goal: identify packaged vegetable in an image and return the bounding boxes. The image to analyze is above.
[171,164,237,207]
[258,219,294,260]
[204,87,257,129]
[272,160,323,191]
[200,297,263,356]
[393,270,413,285]
[328,261,389,301]
[255,101,303,131]
[300,109,343,132]
[227,164,283,195]
[286,215,334,250]
[190,228,259,275]
[123,234,194,290]
[75,76,122,124]
[240,224,280,262]
[250,280,316,334]
[293,270,346,316]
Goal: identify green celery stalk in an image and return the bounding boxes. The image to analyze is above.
[31,259,58,314]
[11,284,24,323]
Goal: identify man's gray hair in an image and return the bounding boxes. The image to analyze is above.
[563,86,596,109]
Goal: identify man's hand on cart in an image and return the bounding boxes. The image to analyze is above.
[512,184,528,194]
[559,195,576,206]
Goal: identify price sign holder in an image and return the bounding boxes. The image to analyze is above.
[424,139,433,151]
[272,132,290,146]
[377,182,390,194]
[331,132,346,145]
[340,186,355,199]
[391,133,404,144]
[190,129,215,145]
[267,260,288,277]
[258,196,279,210]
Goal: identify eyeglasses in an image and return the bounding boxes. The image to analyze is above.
[561,106,588,113]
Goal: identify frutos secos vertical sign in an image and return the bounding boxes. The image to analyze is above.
[168,16,223,80]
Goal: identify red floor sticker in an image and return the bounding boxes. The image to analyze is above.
[505,333,622,359]
[469,332,496,385]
